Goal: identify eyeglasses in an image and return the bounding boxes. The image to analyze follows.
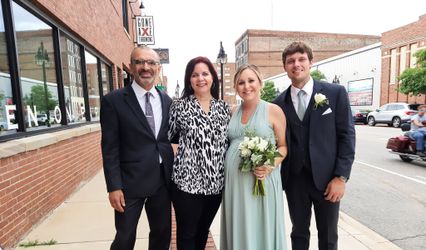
[132,59,159,66]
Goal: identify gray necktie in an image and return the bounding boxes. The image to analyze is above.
[297,90,306,120]
[145,92,155,134]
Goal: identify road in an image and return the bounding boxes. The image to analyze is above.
[341,124,426,250]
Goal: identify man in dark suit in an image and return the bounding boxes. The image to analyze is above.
[273,42,355,250]
[100,46,173,250]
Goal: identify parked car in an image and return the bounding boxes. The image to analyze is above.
[351,108,369,124]
[367,103,421,128]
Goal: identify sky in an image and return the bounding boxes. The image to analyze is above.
[142,0,426,96]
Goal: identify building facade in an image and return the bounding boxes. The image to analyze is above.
[0,0,141,248]
[216,62,236,108]
[381,14,426,105]
[235,29,381,79]
[265,43,382,111]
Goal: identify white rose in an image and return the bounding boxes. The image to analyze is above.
[257,138,269,152]
[251,153,263,165]
[239,141,248,150]
[314,93,326,104]
[248,138,257,149]
[241,148,251,157]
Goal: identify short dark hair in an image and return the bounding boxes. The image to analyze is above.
[129,45,159,63]
[282,41,313,63]
[181,56,220,99]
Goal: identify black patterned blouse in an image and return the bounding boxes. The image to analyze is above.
[168,95,230,195]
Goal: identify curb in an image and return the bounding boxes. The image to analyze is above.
[339,212,402,250]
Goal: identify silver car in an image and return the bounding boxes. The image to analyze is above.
[367,103,420,128]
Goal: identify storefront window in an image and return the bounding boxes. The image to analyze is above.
[12,2,59,129]
[85,51,100,121]
[101,62,111,96]
[0,3,17,136]
[60,33,85,124]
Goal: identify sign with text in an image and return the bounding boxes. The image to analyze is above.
[136,16,155,45]
[154,48,169,64]
[348,78,373,106]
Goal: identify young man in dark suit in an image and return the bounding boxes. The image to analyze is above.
[100,46,173,250]
[273,42,355,250]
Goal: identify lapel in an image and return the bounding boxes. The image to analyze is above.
[309,80,328,129]
[156,87,169,134]
[282,86,299,123]
[122,85,156,139]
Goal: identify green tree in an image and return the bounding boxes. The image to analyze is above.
[23,85,57,113]
[261,80,278,102]
[398,49,426,95]
[310,69,326,81]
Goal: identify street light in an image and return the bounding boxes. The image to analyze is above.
[35,41,51,127]
[216,41,227,100]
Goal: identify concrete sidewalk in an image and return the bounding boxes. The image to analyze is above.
[13,170,401,250]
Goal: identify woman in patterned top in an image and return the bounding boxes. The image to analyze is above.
[168,56,230,250]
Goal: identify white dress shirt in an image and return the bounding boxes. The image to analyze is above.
[131,81,163,138]
[291,77,314,113]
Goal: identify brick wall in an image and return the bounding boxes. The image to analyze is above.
[29,0,138,89]
[238,29,381,78]
[0,131,102,249]
[381,14,426,105]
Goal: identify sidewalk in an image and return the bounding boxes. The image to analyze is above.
[13,170,401,250]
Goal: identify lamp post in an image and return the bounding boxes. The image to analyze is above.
[35,41,51,127]
[216,41,227,100]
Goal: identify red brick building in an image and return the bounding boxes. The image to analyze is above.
[381,14,426,105]
[235,29,381,79]
[0,0,142,248]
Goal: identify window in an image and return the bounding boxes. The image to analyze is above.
[399,46,407,76]
[85,51,100,121]
[410,43,418,68]
[389,49,397,85]
[0,3,16,135]
[13,2,59,130]
[122,0,129,33]
[60,33,85,124]
[101,62,112,96]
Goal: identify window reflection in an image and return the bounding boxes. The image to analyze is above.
[85,51,100,121]
[60,33,85,124]
[0,4,17,135]
[12,2,60,129]
[101,62,111,96]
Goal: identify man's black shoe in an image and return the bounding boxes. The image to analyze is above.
[416,151,426,157]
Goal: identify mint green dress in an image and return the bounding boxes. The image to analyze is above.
[220,100,287,250]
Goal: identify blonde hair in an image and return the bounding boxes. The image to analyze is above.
[233,64,264,88]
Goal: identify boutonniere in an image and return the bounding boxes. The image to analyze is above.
[314,93,329,109]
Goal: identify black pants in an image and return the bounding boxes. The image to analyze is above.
[171,183,222,250]
[285,170,340,250]
[110,184,171,250]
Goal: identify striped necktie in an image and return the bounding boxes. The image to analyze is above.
[145,92,155,134]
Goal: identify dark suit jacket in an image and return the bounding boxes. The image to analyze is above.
[100,85,174,198]
[273,80,355,191]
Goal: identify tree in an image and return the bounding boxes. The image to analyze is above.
[23,85,57,113]
[398,49,426,96]
[261,80,278,102]
[310,69,326,81]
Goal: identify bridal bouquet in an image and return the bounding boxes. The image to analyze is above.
[238,130,281,196]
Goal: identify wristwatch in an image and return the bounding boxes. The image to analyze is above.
[337,176,348,183]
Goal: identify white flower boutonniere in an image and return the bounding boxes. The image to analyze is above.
[314,93,329,109]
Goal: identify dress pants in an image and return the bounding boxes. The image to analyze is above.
[285,170,340,250]
[171,182,222,250]
[110,184,171,250]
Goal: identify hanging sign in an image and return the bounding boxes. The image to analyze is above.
[136,16,155,45]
